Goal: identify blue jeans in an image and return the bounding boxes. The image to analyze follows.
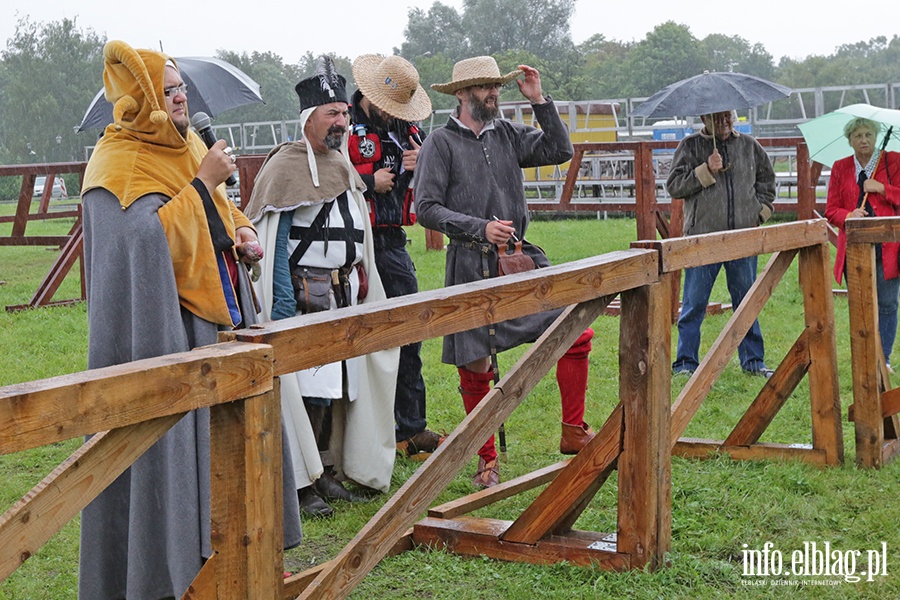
[673,256,767,372]
[876,247,900,363]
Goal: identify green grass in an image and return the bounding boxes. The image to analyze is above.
[2,214,900,599]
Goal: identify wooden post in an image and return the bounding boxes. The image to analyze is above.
[634,143,657,241]
[617,281,671,568]
[845,241,884,468]
[799,242,843,465]
[796,143,815,220]
[209,388,283,600]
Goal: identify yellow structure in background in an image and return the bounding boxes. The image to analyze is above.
[501,101,620,184]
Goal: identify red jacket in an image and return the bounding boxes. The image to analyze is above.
[825,151,900,284]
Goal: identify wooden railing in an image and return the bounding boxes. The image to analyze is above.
[0,342,288,599]
[634,219,843,466]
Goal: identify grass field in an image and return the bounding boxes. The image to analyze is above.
[2,209,900,599]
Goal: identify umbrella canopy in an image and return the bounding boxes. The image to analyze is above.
[632,71,792,118]
[798,103,900,167]
[76,56,264,132]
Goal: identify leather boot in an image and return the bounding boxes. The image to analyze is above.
[560,421,595,455]
[557,328,593,427]
[314,469,368,503]
[298,486,334,519]
[458,367,497,464]
[472,456,500,488]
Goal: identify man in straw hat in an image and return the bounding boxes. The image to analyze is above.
[415,56,596,488]
[79,40,301,599]
[349,54,444,461]
[243,56,399,518]
[666,110,776,378]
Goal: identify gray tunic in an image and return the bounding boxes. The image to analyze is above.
[79,187,303,600]
[415,101,574,366]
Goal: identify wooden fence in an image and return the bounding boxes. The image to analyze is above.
[634,219,843,466]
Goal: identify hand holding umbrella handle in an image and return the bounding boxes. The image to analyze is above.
[857,126,894,210]
[707,149,724,174]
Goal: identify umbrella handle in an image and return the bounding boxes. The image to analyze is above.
[858,126,894,210]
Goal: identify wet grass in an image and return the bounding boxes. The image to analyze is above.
[2,216,899,598]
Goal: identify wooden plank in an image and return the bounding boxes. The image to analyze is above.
[849,387,900,421]
[670,250,795,444]
[209,390,283,600]
[0,414,181,581]
[558,146,584,208]
[796,143,815,220]
[846,217,900,245]
[673,439,828,465]
[29,218,83,308]
[500,404,623,544]
[0,236,71,246]
[0,342,273,454]
[652,220,826,273]
[616,281,671,568]
[428,460,570,519]
[296,298,609,600]
[181,553,218,600]
[635,144,656,241]
[413,517,630,570]
[724,331,809,447]
[799,243,844,465]
[845,242,884,468]
[881,388,900,418]
[426,516,631,568]
[221,251,657,377]
[11,174,35,238]
[0,210,80,224]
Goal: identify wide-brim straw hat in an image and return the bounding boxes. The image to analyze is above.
[352,54,433,122]
[431,56,521,95]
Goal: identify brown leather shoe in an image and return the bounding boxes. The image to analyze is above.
[396,429,446,461]
[560,421,595,455]
[472,457,500,488]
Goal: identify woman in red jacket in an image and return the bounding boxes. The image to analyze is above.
[825,117,900,367]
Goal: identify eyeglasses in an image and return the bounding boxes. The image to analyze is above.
[475,83,503,91]
[163,83,188,98]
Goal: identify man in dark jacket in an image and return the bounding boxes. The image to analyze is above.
[349,54,444,460]
[666,110,776,377]
[415,56,595,489]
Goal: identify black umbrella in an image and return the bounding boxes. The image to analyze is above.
[76,56,264,132]
[632,71,792,118]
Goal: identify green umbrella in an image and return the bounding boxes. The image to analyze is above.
[798,103,900,167]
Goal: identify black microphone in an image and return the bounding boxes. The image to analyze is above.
[191,111,237,187]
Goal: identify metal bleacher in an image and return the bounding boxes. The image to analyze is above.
[198,81,898,210]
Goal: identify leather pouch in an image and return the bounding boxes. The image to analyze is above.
[498,240,536,276]
[290,266,332,313]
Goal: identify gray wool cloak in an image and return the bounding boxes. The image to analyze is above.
[414,100,574,366]
[79,187,303,600]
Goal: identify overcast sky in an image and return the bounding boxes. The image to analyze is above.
[2,0,894,69]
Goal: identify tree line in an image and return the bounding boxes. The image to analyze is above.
[0,1,899,168]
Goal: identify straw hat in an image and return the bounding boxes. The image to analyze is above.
[431,56,521,95]
[352,54,432,122]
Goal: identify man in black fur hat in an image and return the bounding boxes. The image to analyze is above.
[244,57,399,518]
